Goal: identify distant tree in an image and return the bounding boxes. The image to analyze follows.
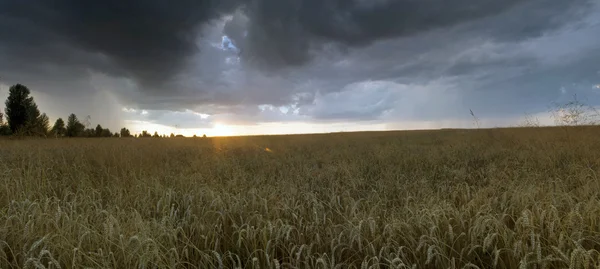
[102,128,111,137]
[203,134,207,138]
[35,112,50,136]
[153,131,160,138]
[141,130,150,137]
[66,113,85,137]
[134,134,138,138]
[4,84,39,134]
[170,133,175,138]
[120,127,131,138]
[0,112,3,125]
[175,134,184,138]
[21,102,48,136]
[51,118,67,137]
[113,132,119,137]
[101,128,112,137]
[83,128,95,137]
[193,134,197,138]
[95,124,103,137]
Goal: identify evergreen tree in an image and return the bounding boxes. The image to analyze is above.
[66,113,85,137]
[51,118,66,137]
[4,84,38,134]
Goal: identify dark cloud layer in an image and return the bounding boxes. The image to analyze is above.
[1,0,590,86]
[227,0,589,69]
[0,0,240,88]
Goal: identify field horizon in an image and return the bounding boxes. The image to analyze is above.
[1,124,591,140]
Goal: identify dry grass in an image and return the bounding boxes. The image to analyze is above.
[1,126,600,268]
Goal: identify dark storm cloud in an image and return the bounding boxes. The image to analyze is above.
[2,0,589,86]
[0,0,239,88]
[225,0,590,69]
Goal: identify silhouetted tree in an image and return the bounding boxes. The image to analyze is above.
[21,101,48,136]
[33,112,50,136]
[51,118,66,137]
[170,133,175,138]
[66,113,85,137]
[4,84,38,134]
[113,132,119,137]
[120,127,131,138]
[83,128,94,137]
[153,131,160,138]
[95,124,103,137]
[141,130,150,137]
[193,134,197,138]
[203,134,207,138]
[101,128,112,137]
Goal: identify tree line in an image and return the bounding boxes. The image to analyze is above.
[1,84,198,138]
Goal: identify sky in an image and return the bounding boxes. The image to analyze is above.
[1,0,599,136]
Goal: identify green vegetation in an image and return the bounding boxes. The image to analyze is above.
[2,127,600,268]
[0,83,181,138]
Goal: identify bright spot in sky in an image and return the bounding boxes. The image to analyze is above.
[221,35,239,53]
[211,123,235,137]
[258,104,274,111]
[594,84,600,89]
[187,110,210,119]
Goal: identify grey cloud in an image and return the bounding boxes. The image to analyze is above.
[300,81,400,121]
[225,0,591,70]
[123,108,213,129]
[0,0,239,88]
[2,0,587,89]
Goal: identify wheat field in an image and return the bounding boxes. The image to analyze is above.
[1,126,600,268]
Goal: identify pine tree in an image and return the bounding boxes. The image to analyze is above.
[66,113,84,137]
[51,118,66,137]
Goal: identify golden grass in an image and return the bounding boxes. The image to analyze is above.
[1,126,600,268]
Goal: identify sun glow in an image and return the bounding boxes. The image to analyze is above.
[210,123,235,137]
